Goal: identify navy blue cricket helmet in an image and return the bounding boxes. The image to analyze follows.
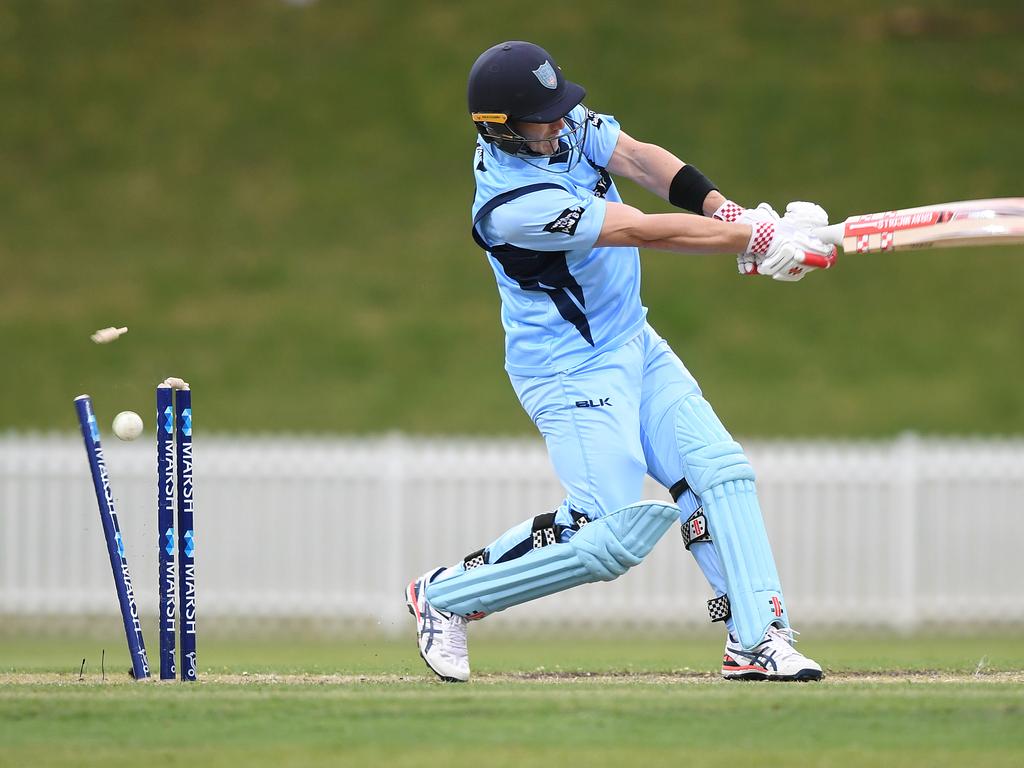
[468,41,587,156]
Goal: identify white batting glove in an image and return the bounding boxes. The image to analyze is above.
[736,203,780,275]
[773,202,833,281]
[751,223,837,281]
[782,201,829,232]
[711,200,781,276]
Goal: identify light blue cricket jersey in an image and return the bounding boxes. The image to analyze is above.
[471,105,647,377]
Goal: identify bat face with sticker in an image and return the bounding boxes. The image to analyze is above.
[814,198,1024,255]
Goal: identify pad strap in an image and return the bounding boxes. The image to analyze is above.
[464,509,591,575]
[463,548,488,570]
[708,594,731,623]
[569,509,589,528]
[532,508,590,549]
[669,477,691,502]
[680,507,711,550]
[532,512,558,548]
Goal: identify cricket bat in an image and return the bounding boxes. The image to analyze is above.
[812,198,1024,255]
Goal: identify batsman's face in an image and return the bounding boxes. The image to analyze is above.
[514,118,565,156]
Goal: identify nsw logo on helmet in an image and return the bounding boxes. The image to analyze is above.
[532,60,558,90]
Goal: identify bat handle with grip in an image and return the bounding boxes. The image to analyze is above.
[812,222,845,246]
[800,250,836,269]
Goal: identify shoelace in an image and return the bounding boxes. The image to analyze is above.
[768,625,801,644]
[728,626,801,648]
[761,626,805,660]
[443,615,468,658]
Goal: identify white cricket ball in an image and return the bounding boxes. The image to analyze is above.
[112,411,144,441]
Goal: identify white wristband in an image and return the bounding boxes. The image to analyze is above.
[711,200,745,222]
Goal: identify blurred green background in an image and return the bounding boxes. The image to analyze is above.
[2,0,1022,436]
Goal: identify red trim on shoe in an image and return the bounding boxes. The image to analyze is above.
[722,653,768,673]
[407,581,420,621]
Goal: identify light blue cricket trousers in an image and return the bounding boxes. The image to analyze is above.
[483,323,731,602]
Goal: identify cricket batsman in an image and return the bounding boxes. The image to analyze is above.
[406,41,834,682]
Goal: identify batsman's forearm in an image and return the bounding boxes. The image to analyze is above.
[701,190,728,217]
[596,206,750,254]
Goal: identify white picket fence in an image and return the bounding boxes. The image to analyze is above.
[1,433,1022,635]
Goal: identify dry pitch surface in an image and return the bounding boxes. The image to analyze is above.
[6,669,1024,685]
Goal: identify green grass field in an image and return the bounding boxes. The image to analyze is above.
[2,633,1022,767]
[2,1,1023,436]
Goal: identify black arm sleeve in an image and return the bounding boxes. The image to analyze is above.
[668,164,718,215]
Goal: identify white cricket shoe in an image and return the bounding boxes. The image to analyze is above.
[405,569,470,682]
[721,625,823,681]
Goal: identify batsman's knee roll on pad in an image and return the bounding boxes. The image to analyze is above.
[425,500,678,619]
[674,396,755,495]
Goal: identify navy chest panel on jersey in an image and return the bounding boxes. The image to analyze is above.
[490,244,594,346]
[471,182,595,347]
